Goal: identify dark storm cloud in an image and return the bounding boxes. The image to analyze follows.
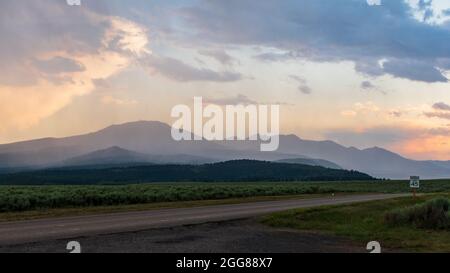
[181,0,450,83]
[382,59,448,83]
[2,0,449,85]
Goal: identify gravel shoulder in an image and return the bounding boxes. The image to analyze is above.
[0,219,368,253]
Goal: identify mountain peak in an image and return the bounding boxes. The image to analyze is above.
[364,146,391,153]
[285,134,301,139]
[102,120,170,131]
[100,146,129,152]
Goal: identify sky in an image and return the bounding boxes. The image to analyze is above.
[1,0,450,160]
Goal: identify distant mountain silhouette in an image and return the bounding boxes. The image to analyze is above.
[0,121,305,169]
[61,146,215,167]
[276,158,342,169]
[0,160,374,185]
[427,160,450,170]
[274,138,450,179]
[0,121,222,168]
[0,120,450,179]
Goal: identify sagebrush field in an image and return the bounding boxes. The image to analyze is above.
[1,180,449,213]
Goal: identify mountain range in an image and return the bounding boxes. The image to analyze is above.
[0,120,449,179]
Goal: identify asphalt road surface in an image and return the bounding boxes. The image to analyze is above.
[0,193,405,248]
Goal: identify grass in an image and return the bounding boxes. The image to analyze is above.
[385,198,450,229]
[261,194,450,252]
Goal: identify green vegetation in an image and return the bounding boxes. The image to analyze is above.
[261,194,450,252]
[0,182,349,213]
[385,198,450,229]
[0,180,449,213]
[0,160,373,185]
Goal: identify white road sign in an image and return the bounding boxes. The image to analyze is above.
[410,176,420,189]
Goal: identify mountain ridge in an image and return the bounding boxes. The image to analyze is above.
[0,120,449,179]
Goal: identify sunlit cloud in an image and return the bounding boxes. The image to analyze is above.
[0,9,150,134]
[395,134,450,160]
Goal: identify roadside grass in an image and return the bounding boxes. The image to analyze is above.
[385,198,450,229]
[261,194,450,252]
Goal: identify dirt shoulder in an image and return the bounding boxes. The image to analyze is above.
[0,218,370,253]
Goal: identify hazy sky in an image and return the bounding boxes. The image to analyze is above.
[1,0,450,160]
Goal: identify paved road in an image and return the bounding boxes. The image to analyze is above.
[0,194,405,246]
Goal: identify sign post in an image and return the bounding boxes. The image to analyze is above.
[409,176,420,198]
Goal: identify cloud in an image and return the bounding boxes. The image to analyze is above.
[198,49,237,66]
[143,55,243,82]
[104,17,151,57]
[366,0,382,6]
[289,75,312,95]
[92,78,112,89]
[382,59,448,83]
[361,81,376,90]
[341,101,380,118]
[325,126,419,149]
[0,1,102,87]
[182,0,450,83]
[360,80,386,94]
[424,111,450,120]
[418,0,432,10]
[394,126,450,160]
[414,0,435,22]
[356,101,380,112]
[204,94,293,106]
[101,95,138,106]
[298,85,312,95]
[205,94,258,105]
[389,110,403,117]
[254,51,303,62]
[424,102,450,120]
[33,57,85,74]
[432,102,450,111]
[428,127,450,136]
[0,2,150,133]
[326,124,450,159]
[341,110,358,117]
